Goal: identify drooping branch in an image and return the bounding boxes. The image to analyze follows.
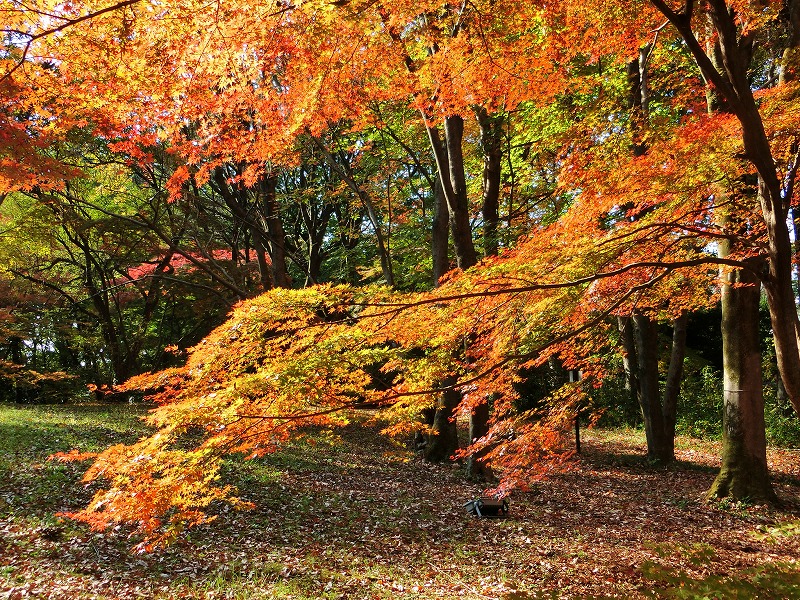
[352,256,757,311]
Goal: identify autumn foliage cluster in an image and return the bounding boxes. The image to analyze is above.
[5,0,800,546]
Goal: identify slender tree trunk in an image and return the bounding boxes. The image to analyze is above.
[779,0,800,86]
[431,175,450,285]
[417,176,455,459]
[632,312,671,463]
[475,107,503,258]
[465,397,494,480]
[309,135,395,287]
[617,315,640,409]
[621,310,685,463]
[299,203,334,286]
[425,184,459,462]
[662,312,688,457]
[212,167,274,291]
[619,47,677,463]
[261,174,291,288]
[760,187,800,412]
[424,375,460,463]
[792,207,800,307]
[9,336,23,402]
[465,108,504,479]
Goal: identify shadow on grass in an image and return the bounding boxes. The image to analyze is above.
[0,403,156,516]
[583,449,720,475]
[641,543,800,599]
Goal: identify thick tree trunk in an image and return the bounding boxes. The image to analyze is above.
[426,119,478,271]
[651,0,800,414]
[761,206,800,412]
[442,116,478,270]
[708,260,775,502]
[424,120,481,463]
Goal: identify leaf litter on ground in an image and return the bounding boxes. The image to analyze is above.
[1,404,799,599]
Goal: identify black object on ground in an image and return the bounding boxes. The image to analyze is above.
[464,497,509,517]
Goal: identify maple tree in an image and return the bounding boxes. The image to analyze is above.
[0,135,284,389]
[5,0,800,545]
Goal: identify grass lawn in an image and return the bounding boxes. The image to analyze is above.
[1,403,800,599]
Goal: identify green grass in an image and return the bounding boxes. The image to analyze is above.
[0,402,152,456]
[2,403,800,600]
[0,403,499,599]
[0,403,153,518]
[641,543,800,599]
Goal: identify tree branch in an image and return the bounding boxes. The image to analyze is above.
[2,0,141,82]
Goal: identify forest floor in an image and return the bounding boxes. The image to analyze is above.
[2,403,800,599]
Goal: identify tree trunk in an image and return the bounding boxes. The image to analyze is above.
[465,108,504,479]
[9,336,23,402]
[298,202,335,287]
[431,174,450,286]
[632,312,672,463]
[475,107,503,258]
[651,0,800,414]
[620,310,685,463]
[425,119,478,271]
[443,116,478,270]
[423,120,480,463]
[212,167,274,292]
[308,135,395,287]
[685,21,776,500]
[619,47,676,463]
[465,398,494,480]
[617,315,640,409]
[792,206,800,307]
[662,312,688,457]
[708,259,775,502]
[424,376,460,463]
[779,0,800,85]
[261,173,291,288]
